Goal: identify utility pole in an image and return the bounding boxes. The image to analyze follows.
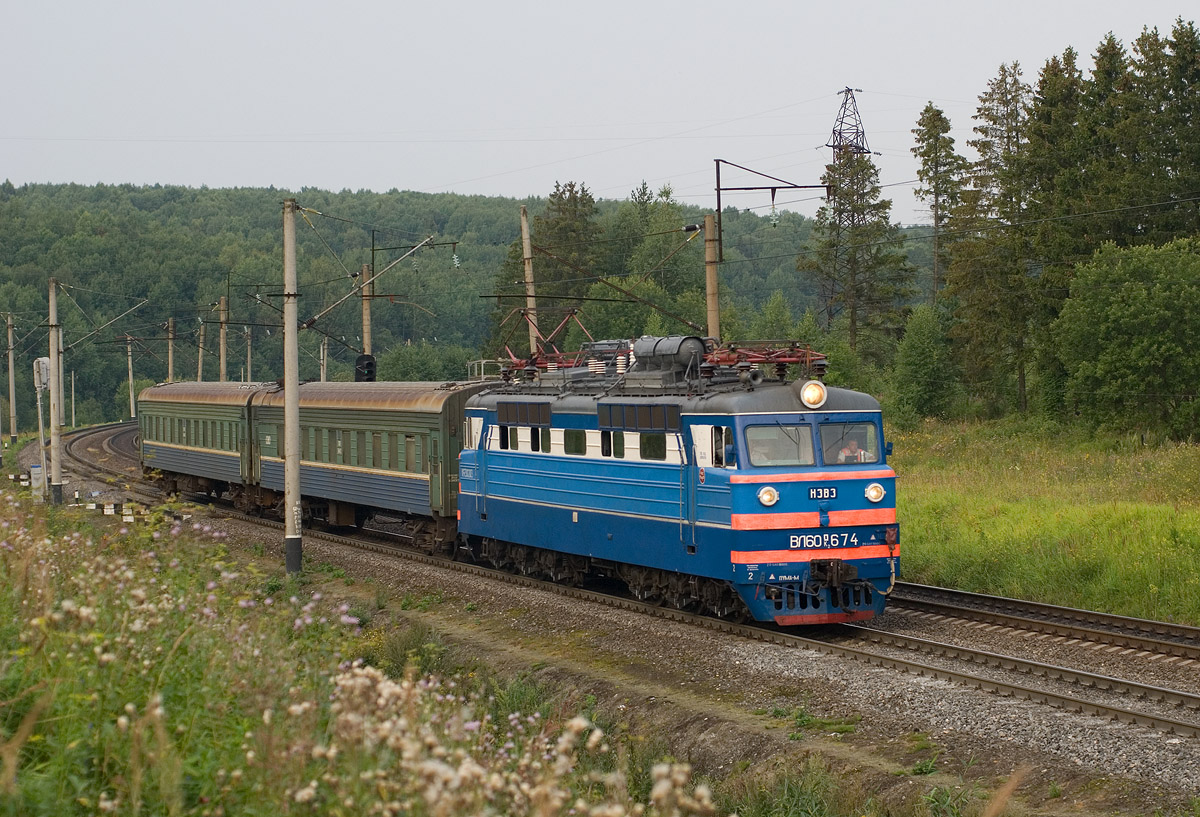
[126,337,136,418]
[48,279,63,505]
[218,295,228,382]
[71,371,75,427]
[167,317,175,382]
[361,263,373,356]
[704,214,720,340]
[320,336,327,382]
[33,358,48,499]
[57,322,64,428]
[7,315,16,446]
[520,205,539,357]
[282,199,302,575]
[196,321,206,381]
[245,327,252,382]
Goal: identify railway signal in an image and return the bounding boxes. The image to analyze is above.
[354,354,376,383]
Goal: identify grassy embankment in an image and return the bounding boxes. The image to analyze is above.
[0,492,938,817]
[893,419,1200,625]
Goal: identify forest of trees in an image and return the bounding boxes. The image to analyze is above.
[0,180,815,430]
[1,18,1198,438]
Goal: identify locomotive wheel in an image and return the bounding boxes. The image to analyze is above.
[621,566,666,606]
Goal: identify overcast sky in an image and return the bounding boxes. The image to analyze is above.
[2,1,1191,226]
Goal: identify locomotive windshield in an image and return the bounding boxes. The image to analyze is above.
[745,425,816,467]
[819,422,879,465]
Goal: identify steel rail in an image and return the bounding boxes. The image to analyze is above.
[839,624,1200,715]
[892,582,1200,661]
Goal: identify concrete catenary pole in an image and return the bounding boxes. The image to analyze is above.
[361,264,373,356]
[48,279,62,505]
[126,337,136,418]
[7,315,16,445]
[167,317,175,382]
[245,327,252,382]
[71,371,75,428]
[704,213,720,341]
[520,205,539,357]
[34,360,47,498]
[196,321,206,381]
[56,322,64,428]
[218,295,228,382]
[283,199,303,574]
[320,336,327,382]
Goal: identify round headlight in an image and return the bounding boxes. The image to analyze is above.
[757,486,780,507]
[799,380,827,409]
[864,483,886,503]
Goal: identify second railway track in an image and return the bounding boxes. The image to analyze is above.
[890,582,1200,662]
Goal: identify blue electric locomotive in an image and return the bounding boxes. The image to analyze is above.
[458,336,899,624]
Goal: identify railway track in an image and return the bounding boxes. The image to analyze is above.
[59,423,1200,741]
[890,582,1200,662]
[60,421,161,505]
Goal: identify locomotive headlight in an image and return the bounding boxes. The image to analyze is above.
[757,485,780,507]
[799,380,828,409]
[864,482,886,503]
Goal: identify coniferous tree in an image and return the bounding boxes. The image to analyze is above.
[799,153,914,357]
[911,103,968,303]
[484,181,603,355]
[949,62,1034,412]
[1077,34,1135,246]
[529,181,603,301]
[1022,49,1086,415]
[1165,19,1200,237]
[1124,27,1177,246]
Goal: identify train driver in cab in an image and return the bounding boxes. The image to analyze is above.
[838,437,870,463]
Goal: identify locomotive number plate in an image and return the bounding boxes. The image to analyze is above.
[808,487,837,500]
[789,532,859,549]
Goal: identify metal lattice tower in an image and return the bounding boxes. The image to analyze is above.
[826,87,871,158]
[818,87,873,337]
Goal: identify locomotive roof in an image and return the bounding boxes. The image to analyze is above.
[139,380,490,412]
[468,380,880,415]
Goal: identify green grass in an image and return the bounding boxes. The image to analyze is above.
[892,419,1200,624]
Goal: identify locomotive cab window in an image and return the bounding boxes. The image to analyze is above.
[745,425,815,467]
[819,422,879,465]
